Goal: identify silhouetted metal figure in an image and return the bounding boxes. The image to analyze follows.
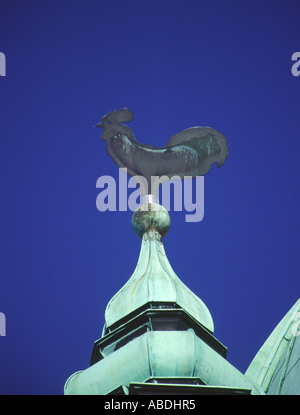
[96,108,228,195]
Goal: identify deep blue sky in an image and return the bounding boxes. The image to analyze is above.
[0,0,299,394]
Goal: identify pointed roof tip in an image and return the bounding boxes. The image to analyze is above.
[104,202,214,333]
[245,298,300,395]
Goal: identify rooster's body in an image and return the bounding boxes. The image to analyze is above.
[96,108,228,194]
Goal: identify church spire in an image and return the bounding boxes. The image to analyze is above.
[64,198,263,395]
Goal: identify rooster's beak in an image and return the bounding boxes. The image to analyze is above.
[94,122,103,128]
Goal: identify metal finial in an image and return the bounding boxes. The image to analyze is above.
[131,202,170,239]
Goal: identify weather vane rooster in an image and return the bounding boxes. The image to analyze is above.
[95,108,228,196]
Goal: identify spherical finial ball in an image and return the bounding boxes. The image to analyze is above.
[131,203,171,239]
